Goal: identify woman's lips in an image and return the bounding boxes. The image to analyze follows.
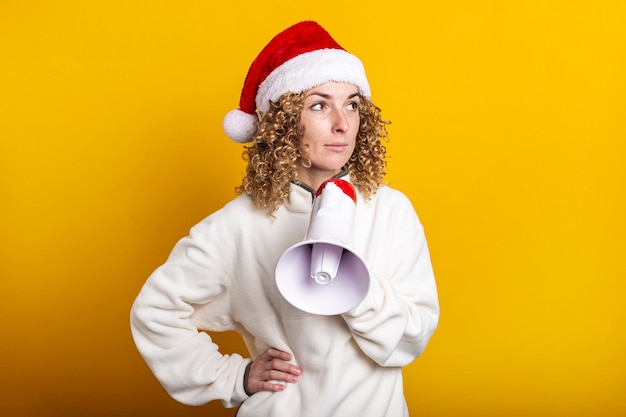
[325,143,348,152]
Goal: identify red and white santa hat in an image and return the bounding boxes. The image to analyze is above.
[222,21,371,143]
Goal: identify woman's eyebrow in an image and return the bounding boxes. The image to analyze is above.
[305,92,361,100]
[306,92,330,99]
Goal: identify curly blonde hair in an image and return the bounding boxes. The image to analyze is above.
[236,91,389,215]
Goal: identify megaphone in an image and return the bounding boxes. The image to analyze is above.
[275,178,371,315]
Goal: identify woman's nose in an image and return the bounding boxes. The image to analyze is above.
[332,109,349,133]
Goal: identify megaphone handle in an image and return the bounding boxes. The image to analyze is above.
[310,243,343,285]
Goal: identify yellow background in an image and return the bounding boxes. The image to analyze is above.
[1,1,624,416]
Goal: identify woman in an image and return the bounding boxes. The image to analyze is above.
[130,20,439,417]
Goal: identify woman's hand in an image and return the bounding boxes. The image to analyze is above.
[245,347,302,395]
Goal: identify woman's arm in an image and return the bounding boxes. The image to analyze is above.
[342,194,440,367]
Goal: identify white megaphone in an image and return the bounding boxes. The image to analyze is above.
[275,178,371,315]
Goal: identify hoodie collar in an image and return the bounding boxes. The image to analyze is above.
[284,169,350,214]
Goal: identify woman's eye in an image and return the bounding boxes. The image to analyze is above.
[347,101,358,110]
[310,103,324,111]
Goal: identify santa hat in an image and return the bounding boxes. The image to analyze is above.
[222,21,371,143]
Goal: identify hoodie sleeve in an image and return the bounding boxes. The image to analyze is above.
[130,219,251,407]
[342,191,440,367]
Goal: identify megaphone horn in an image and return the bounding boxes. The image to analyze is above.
[275,179,371,315]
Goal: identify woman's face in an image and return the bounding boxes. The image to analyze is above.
[297,82,360,190]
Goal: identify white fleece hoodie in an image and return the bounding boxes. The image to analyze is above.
[130,178,439,417]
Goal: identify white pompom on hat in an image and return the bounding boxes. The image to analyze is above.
[222,20,371,143]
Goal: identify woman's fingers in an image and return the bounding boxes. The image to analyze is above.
[246,347,302,394]
[263,347,293,362]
